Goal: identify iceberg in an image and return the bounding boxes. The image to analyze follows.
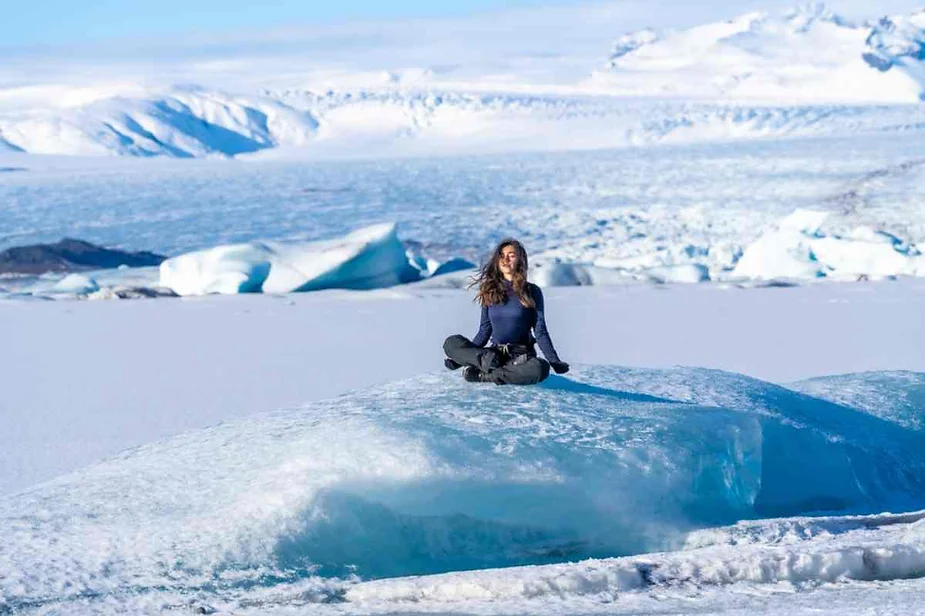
[51,273,99,295]
[3,366,925,614]
[159,223,422,295]
[731,209,924,281]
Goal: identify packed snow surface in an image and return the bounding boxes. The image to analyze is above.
[3,365,925,614]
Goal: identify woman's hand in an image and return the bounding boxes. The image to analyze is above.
[550,361,570,374]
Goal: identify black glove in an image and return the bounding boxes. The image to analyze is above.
[550,361,570,374]
[444,358,462,370]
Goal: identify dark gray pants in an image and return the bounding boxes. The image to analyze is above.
[443,334,550,385]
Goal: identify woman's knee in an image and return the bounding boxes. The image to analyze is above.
[443,334,469,354]
[506,358,549,385]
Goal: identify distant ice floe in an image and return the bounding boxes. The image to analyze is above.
[159,223,459,296]
[4,209,924,302]
[3,366,925,614]
[731,209,923,281]
[528,208,923,287]
[51,273,99,295]
[531,261,711,287]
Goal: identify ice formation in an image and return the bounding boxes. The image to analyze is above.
[159,223,422,295]
[731,209,923,281]
[3,366,925,614]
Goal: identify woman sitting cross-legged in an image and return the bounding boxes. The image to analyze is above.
[443,238,569,385]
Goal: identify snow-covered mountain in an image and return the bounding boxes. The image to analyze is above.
[594,4,925,102]
[2,3,925,158]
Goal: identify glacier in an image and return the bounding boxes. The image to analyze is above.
[8,88,925,159]
[2,366,925,614]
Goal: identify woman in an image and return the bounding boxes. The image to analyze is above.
[443,239,569,385]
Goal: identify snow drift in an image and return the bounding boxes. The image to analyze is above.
[3,366,925,614]
[159,223,422,295]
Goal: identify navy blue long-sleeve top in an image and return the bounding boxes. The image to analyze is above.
[472,281,561,363]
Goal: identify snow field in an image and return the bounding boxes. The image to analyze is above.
[4,90,925,159]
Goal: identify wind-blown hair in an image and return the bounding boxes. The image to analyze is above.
[471,238,536,308]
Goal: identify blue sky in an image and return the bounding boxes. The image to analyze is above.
[4,0,564,47]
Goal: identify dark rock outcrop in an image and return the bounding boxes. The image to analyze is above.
[0,238,166,275]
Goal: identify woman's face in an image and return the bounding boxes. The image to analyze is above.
[498,244,519,278]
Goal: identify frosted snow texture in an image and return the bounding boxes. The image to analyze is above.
[347,509,925,614]
[791,371,925,430]
[3,367,925,614]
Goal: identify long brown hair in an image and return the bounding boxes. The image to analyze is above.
[470,238,536,308]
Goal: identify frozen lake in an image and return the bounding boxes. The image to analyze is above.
[3,131,925,268]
